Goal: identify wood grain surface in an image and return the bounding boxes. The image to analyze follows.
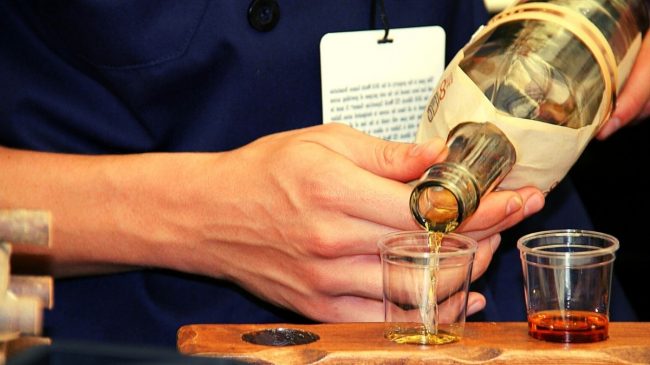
[177,322,650,364]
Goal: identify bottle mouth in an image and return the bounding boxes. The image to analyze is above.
[409,180,461,232]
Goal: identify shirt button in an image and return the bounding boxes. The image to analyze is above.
[247,0,280,32]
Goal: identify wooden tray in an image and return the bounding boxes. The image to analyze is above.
[177,322,650,364]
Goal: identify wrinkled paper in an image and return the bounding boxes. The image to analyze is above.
[415,50,603,194]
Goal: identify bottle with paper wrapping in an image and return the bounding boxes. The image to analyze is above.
[410,0,649,231]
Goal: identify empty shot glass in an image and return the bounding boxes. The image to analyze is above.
[518,229,619,343]
[378,231,477,345]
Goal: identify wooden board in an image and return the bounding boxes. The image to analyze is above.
[177,322,650,364]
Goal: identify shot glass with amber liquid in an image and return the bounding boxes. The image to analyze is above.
[517,229,618,343]
[378,231,477,345]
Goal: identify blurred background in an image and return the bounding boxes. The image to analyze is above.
[569,120,650,321]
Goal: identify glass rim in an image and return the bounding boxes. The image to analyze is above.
[377,230,478,258]
[517,229,619,257]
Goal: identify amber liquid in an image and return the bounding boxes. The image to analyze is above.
[417,222,455,341]
[528,310,609,343]
[386,325,459,345]
[421,226,442,337]
[386,222,460,345]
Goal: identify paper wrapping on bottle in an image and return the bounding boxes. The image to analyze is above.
[415,51,601,194]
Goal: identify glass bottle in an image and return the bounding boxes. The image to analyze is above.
[462,0,649,129]
[411,0,649,231]
[410,122,516,232]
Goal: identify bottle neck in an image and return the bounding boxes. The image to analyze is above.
[410,121,516,231]
[410,162,480,232]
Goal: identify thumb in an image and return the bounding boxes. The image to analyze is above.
[348,135,448,181]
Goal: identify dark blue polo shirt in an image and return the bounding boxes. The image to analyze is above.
[0,0,635,348]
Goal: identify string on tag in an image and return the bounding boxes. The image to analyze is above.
[371,0,393,44]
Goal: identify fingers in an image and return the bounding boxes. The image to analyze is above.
[290,123,546,236]
[313,254,383,298]
[457,187,545,240]
[436,291,487,323]
[302,218,396,257]
[280,123,446,231]
[358,137,447,181]
[470,234,501,281]
[244,123,537,325]
[324,176,421,232]
[597,31,650,140]
[319,296,385,322]
[311,123,448,182]
[306,291,486,323]
[315,240,483,321]
[466,292,487,316]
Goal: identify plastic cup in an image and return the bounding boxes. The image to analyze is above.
[518,229,619,343]
[378,231,477,345]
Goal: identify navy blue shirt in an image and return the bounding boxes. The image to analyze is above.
[0,0,636,348]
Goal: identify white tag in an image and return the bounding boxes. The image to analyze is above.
[320,26,446,142]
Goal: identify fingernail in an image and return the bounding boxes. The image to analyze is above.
[524,192,545,217]
[467,297,484,315]
[506,196,523,216]
[489,234,502,253]
[599,116,621,139]
[641,101,650,120]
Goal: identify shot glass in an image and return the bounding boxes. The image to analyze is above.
[517,229,619,343]
[378,231,477,345]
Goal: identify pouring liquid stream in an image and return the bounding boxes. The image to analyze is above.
[420,219,458,341]
[421,222,442,337]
